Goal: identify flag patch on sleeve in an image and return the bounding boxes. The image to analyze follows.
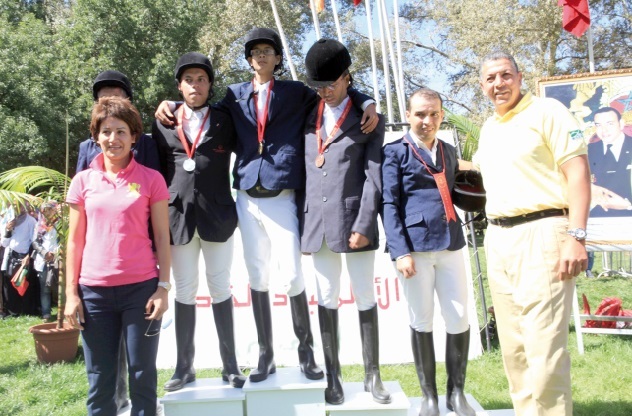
[569,129,584,141]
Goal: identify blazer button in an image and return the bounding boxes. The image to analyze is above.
[322,197,327,202]
[442,214,446,220]
[323,171,327,176]
[325,148,329,153]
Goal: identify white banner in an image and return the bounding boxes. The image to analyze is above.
[156,223,482,369]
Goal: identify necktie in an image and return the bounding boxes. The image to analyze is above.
[605,144,617,165]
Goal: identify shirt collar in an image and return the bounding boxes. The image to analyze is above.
[408,130,437,153]
[493,91,533,122]
[183,104,209,121]
[89,152,137,176]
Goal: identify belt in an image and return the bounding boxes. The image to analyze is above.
[246,181,282,198]
[10,250,28,259]
[488,208,568,228]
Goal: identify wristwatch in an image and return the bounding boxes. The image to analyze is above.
[566,228,587,241]
[157,281,172,292]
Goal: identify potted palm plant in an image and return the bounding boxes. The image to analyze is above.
[1,114,81,363]
[0,166,80,363]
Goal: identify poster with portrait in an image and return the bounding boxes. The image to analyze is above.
[537,69,632,251]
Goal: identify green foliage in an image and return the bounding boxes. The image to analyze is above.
[445,110,480,161]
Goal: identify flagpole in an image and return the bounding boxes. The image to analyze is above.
[376,0,394,125]
[586,26,595,73]
[379,0,406,123]
[270,0,298,80]
[330,0,344,42]
[364,0,381,113]
[310,0,322,39]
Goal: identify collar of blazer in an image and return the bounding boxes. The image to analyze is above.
[237,80,284,127]
[403,132,442,172]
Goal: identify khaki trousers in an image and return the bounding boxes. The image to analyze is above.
[484,217,574,416]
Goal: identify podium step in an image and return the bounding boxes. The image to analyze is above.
[326,381,410,416]
[243,367,327,416]
[160,378,245,416]
[408,394,511,415]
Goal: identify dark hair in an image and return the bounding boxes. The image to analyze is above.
[407,88,443,110]
[90,96,143,142]
[480,50,520,76]
[593,106,622,121]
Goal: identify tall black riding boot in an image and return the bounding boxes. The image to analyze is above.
[213,297,247,388]
[411,329,439,416]
[359,305,391,404]
[249,290,276,382]
[164,302,197,391]
[446,328,476,416]
[290,291,324,380]
[318,306,344,405]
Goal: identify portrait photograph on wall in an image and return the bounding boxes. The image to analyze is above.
[537,69,632,251]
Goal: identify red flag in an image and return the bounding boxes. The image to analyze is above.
[558,0,591,38]
[353,0,362,5]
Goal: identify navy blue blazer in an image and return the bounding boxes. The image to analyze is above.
[381,135,465,260]
[75,133,160,173]
[588,135,632,217]
[153,107,237,245]
[215,81,373,191]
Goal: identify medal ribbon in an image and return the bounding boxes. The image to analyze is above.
[403,137,457,222]
[252,78,274,151]
[176,106,211,160]
[315,99,353,156]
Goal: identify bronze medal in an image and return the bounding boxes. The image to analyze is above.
[315,154,325,168]
[258,142,264,155]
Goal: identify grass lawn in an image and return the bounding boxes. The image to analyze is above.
[1,250,631,415]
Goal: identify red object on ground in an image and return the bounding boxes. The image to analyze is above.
[558,0,591,38]
[582,294,632,329]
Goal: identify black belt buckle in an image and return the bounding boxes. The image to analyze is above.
[246,183,282,198]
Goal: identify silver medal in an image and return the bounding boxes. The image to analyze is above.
[183,158,196,172]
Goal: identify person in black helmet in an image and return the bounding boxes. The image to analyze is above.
[154,27,378,384]
[381,88,476,416]
[76,70,160,173]
[152,52,245,392]
[301,38,390,406]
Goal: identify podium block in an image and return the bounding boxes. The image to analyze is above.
[326,381,410,416]
[243,367,327,416]
[160,378,245,416]
[407,394,492,415]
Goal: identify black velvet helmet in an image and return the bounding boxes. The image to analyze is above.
[305,39,352,88]
[92,70,133,102]
[174,52,214,84]
[244,27,283,71]
[452,170,486,212]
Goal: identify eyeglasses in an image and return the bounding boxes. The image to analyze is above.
[250,49,276,57]
[144,319,161,337]
[311,78,343,92]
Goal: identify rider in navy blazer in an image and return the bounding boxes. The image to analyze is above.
[381,133,465,260]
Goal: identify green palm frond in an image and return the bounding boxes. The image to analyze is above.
[0,166,69,195]
[445,111,480,161]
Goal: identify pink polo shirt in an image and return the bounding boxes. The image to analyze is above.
[67,153,169,286]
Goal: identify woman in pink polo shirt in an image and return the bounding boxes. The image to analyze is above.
[65,96,171,416]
